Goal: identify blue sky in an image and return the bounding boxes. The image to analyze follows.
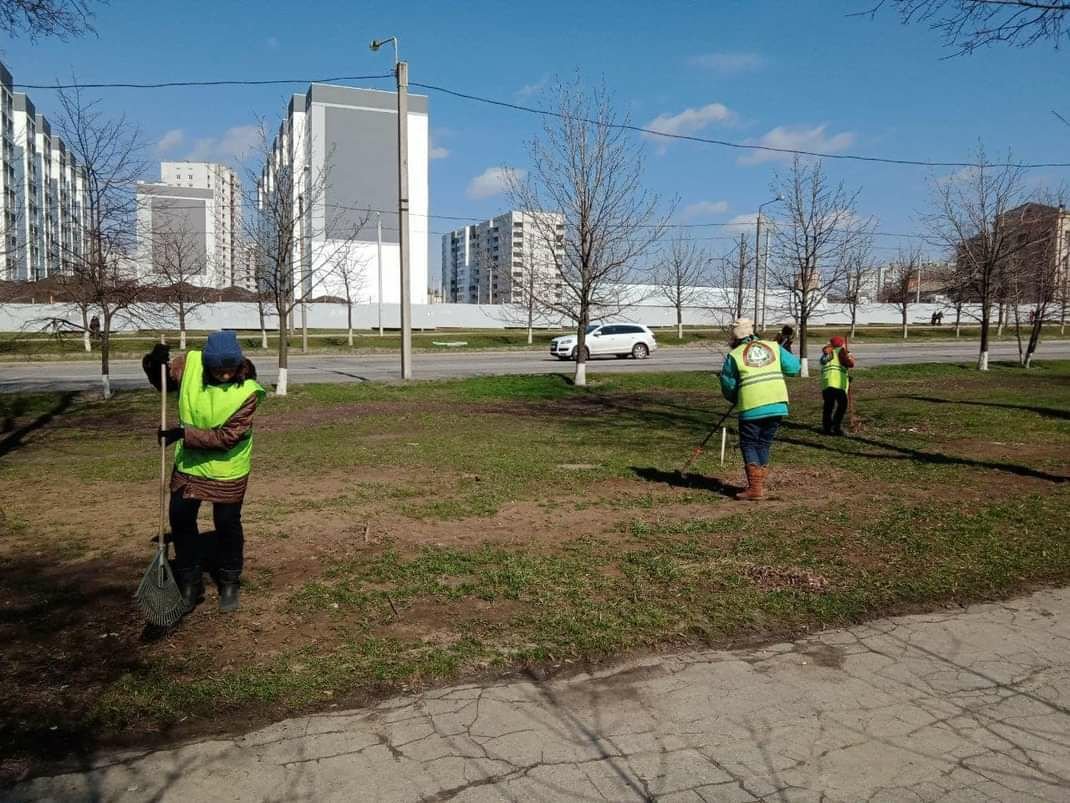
[7,0,1068,284]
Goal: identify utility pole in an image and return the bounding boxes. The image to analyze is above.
[376,211,383,336]
[371,35,412,379]
[915,262,922,305]
[760,224,771,331]
[754,196,781,330]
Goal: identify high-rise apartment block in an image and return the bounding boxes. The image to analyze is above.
[136,161,247,289]
[441,211,564,304]
[259,84,429,303]
[2,60,86,281]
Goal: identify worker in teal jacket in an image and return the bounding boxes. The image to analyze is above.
[719,319,802,499]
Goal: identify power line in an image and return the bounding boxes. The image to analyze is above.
[409,81,1070,170]
[14,74,395,90]
[15,72,1066,168]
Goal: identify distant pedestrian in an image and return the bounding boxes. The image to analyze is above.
[720,318,802,500]
[930,311,938,326]
[820,336,855,436]
[143,331,266,619]
[89,316,100,340]
[775,324,795,354]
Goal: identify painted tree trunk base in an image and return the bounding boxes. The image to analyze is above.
[276,367,288,396]
[978,351,989,371]
[101,374,111,399]
[83,332,91,352]
[179,330,187,351]
[261,331,268,350]
[799,358,810,378]
[574,362,587,387]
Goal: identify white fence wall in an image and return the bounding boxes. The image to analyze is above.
[0,300,989,333]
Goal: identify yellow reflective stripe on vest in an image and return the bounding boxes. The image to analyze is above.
[821,351,850,391]
[730,340,789,413]
[175,349,266,481]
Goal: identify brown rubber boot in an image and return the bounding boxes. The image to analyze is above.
[736,464,765,501]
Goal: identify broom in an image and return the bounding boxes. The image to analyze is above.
[135,352,185,626]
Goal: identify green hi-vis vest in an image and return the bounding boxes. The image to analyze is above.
[175,350,266,481]
[730,340,789,413]
[821,348,850,391]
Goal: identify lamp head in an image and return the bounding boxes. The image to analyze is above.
[369,40,381,52]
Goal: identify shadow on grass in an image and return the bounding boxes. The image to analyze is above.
[0,552,151,784]
[776,421,1069,484]
[0,391,78,460]
[630,466,739,497]
[899,395,1070,421]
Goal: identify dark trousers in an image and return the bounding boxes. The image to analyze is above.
[169,490,245,574]
[822,388,848,434]
[738,416,782,466]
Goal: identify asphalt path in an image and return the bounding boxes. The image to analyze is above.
[2,339,1069,393]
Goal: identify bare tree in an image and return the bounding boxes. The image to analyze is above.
[770,157,872,376]
[842,239,874,338]
[332,250,368,347]
[1001,199,1066,366]
[654,236,708,339]
[0,0,100,39]
[50,84,146,398]
[707,236,750,329]
[929,147,1027,370]
[244,122,364,395]
[882,248,924,338]
[144,220,213,350]
[508,78,672,387]
[863,0,1070,54]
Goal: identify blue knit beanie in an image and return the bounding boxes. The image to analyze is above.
[203,331,243,370]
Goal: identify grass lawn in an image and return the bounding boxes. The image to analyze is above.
[0,361,1067,781]
[1,324,1065,361]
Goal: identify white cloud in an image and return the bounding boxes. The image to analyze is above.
[430,145,450,160]
[185,125,261,163]
[682,200,730,220]
[515,75,548,99]
[723,213,760,235]
[738,124,856,166]
[689,52,766,74]
[467,166,524,200]
[642,103,736,152]
[156,128,185,155]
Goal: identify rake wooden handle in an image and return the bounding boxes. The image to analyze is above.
[159,337,167,553]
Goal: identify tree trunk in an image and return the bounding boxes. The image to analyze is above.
[997,302,1005,337]
[527,298,534,346]
[954,304,962,337]
[1024,307,1044,368]
[81,308,91,352]
[1012,302,1025,367]
[258,301,268,349]
[277,307,289,396]
[100,312,112,399]
[849,307,857,339]
[901,307,908,339]
[797,311,809,378]
[978,304,991,371]
[347,300,354,347]
[676,305,683,340]
[179,306,187,351]
[574,308,589,387]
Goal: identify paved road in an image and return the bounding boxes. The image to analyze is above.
[9,588,1070,802]
[2,340,1069,393]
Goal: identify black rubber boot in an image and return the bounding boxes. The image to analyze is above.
[176,566,205,613]
[218,569,241,613]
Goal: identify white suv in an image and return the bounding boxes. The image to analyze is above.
[550,323,657,361]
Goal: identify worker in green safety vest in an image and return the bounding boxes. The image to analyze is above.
[144,331,266,617]
[719,318,802,500]
[820,335,855,436]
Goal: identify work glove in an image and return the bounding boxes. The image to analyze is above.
[158,427,184,446]
[149,343,171,364]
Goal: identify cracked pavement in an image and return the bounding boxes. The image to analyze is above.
[8,588,1070,802]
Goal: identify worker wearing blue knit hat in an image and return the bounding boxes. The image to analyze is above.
[143,331,266,618]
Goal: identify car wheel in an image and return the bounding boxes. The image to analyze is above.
[632,342,650,359]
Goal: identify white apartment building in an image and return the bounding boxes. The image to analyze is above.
[259,84,429,304]
[2,62,86,281]
[441,211,564,304]
[136,161,246,289]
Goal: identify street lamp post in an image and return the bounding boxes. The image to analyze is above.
[754,195,781,330]
[371,35,412,379]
